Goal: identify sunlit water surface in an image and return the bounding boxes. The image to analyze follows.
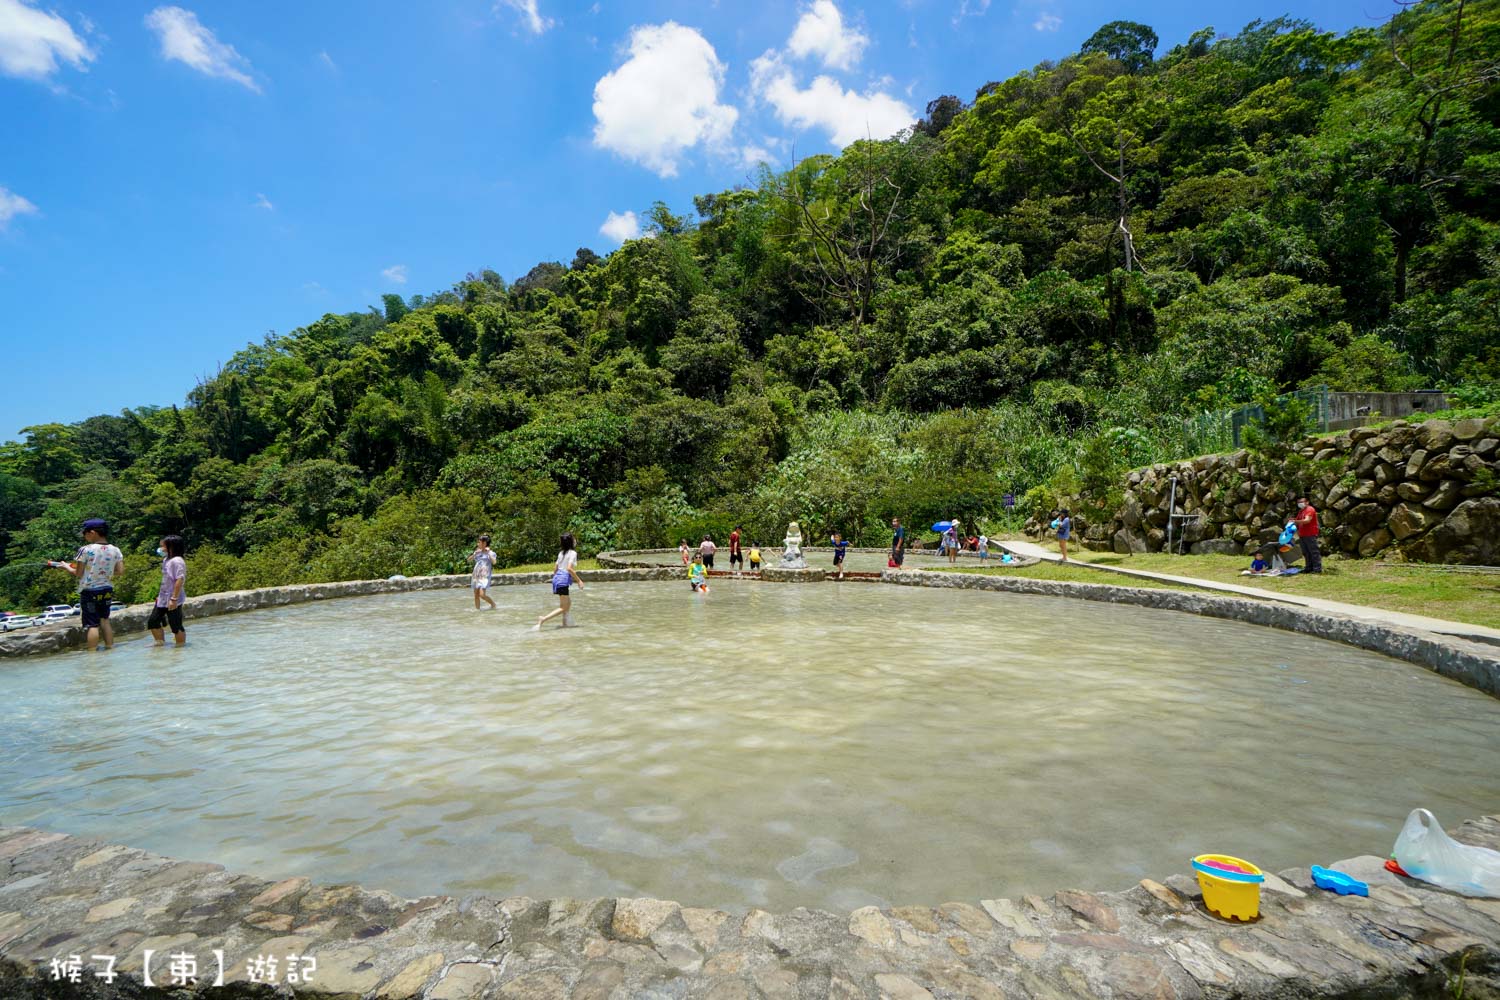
[4,582,1498,912]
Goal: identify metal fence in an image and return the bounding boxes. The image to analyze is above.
[1185,386,1331,450]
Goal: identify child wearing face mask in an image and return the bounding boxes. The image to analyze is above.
[149,535,188,645]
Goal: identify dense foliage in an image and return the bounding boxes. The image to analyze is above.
[4,0,1498,608]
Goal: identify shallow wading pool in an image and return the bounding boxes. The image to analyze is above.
[3,581,1498,912]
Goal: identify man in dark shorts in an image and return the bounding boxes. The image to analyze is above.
[700,535,716,570]
[1294,497,1323,573]
[728,525,743,577]
[890,517,906,568]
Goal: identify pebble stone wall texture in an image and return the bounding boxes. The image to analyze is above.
[1027,416,1500,563]
[1,818,1498,998]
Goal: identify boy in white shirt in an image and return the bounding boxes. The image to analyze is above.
[46,517,124,651]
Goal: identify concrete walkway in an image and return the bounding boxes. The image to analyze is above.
[999,538,1500,647]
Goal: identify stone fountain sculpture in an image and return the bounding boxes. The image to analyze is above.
[780,521,807,569]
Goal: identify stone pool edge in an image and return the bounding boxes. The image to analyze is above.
[2,818,1498,998]
[0,568,682,658]
[6,559,1497,704]
[881,569,1500,699]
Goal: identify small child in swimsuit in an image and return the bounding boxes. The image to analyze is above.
[689,553,708,592]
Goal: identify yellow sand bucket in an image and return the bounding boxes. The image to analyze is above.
[1191,854,1264,921]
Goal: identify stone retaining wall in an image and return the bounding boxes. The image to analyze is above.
[1030,416,1500,563]
[598,547,1036,569]
[1,818,1497,998]
[881,569,1500,697]
[0,568,682,659]
[760,566,827,582]
[599,547,905,570]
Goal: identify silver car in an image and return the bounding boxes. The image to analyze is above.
[1,615,34,632]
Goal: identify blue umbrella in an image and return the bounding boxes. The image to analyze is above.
[931,521,953,532]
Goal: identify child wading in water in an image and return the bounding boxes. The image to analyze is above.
[537,533,584,629]
[830,531,849,579]
[467,534,498,610]
[679,539,691,567]
[148,534,187,645]
[748,542,761,572]
[688,552,709,592]
[45,517,123,651]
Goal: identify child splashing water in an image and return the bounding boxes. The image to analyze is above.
[688,552,709,593]
[537,533,584,629]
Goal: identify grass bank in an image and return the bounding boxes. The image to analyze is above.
[935,559,1224,594]
[1016,541,1500,629]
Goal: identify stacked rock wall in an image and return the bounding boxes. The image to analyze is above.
[1031,416,1500,563]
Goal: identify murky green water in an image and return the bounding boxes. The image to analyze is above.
[3,581,1497,912]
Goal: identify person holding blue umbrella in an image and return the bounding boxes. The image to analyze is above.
[944,518,960,565]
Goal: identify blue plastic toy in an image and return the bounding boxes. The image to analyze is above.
[1310,865,1368,896]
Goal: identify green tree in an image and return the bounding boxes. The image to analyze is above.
[1,425,84,486]
[1080,20,1160,73]
[612,465,693,549]
[0,471,43,560]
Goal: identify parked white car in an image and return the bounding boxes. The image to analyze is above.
[42,604,76,616]
[1,615,35,632]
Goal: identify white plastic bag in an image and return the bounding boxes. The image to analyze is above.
[1391,808,1500,898]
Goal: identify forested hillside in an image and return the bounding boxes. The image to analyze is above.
[3,0,1498,608]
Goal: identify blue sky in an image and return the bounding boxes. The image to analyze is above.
[2,0,1379,439]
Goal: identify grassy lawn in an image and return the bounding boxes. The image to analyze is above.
[497,558,601,574]
[935,560,1223,593]
[1014,540,1500,629]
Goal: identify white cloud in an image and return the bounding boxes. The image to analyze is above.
[592,22,738,177]
[740,143,774,169]
[496,0,553,34]
[254,192,273,211]
[787,0,867,71]
[144,7,261,92]
[382,264,408,284]
[0,185,38,229]
[750,52,914,148]
[0,0,95,81]
[599,210,641,244]
[1033,11,1061,31]
[318,49,337,72]
[952,0,991,25]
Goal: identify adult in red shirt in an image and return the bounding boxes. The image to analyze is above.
[1294,497,1322,573]
[729,526,743,576]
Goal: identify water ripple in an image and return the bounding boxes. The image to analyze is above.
[2,582,1498,912]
